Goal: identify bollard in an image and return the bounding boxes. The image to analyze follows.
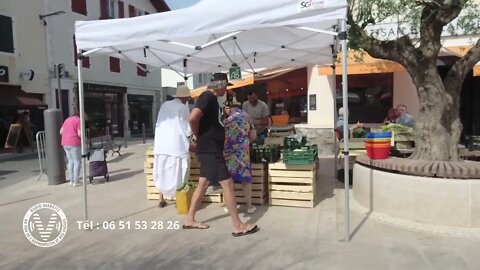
[43,109,66,185]
[142,123,146,144]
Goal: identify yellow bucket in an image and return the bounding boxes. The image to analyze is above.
[175,188,195,215]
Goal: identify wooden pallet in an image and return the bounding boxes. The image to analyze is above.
[234,163,268,205]
[268,161,318,208]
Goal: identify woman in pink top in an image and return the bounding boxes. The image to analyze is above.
[60,112,82,187]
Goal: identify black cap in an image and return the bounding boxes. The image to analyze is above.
[212,73,233,86]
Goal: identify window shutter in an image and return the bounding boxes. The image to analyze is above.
[118,1,125,18]
[100,0,109,19]
[72,0,87,16]
[82,57,90,68]
[110,57,121,73]
[129,5,136,17]
[137,63,147,77]
[73,35,90,68]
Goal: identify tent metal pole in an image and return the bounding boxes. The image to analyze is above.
[340,19,350,242]
[332,43,338,181]
[77,49,89,229]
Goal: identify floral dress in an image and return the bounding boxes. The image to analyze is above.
[224,108,254,183]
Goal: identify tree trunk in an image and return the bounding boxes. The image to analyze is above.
[409,66,461,161]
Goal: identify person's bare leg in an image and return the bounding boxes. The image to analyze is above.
[158,192,166,208]
[184,178,209,226]
[242,182,253,210]
[221,178,257,233]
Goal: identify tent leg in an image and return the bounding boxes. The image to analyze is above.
[77,50,89,230]
[340,19,350,242]
[332,44,338,180]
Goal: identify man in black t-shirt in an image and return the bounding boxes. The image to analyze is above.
[183,73,258,237]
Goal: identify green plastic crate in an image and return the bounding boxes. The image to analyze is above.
[283,148,318,165]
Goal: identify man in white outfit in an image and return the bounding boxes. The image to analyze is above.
[153,85,194,208]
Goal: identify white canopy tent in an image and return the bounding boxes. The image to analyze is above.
[75,0,352,241]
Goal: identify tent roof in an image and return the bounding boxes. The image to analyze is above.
[75,0,347,74]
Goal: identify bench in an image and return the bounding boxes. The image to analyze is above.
[89,135,122,157]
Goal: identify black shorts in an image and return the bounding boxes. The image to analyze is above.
[197,153,230,185]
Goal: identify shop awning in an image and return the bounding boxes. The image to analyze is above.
[318,50,405,75]
[190,76,254,98]
[0,85,46,107]
[319,45,479,76]
[190,67,304,98]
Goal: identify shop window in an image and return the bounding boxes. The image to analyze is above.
[335,73,393,124]
[129,5,136,17]
[118,1,125,18]
[73,35,91,68]
[72,0,87,16]
[109,57,120,73]
[137,63,147,77]
[0,15,14,54]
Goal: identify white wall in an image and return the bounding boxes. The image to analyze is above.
[0,0,49,95]
[161,69,194,88]
[306,65,335,128]
[393,72,419,118]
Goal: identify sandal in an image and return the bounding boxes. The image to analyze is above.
[182,222,210,230]
[232,224,259,237]
[158,200,167,208]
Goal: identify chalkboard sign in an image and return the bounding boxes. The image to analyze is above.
[4,124,21,149]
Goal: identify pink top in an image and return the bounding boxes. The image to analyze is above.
[61,115,81,146]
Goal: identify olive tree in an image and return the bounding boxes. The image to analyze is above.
[347,0,480,160]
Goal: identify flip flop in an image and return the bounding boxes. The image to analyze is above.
[232,225,259,237]
[182,223,210,230]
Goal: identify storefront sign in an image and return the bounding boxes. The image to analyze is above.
[366,16,480,41]
[229,66,241,81]
[0,66,8,82]
[83,83,126,94]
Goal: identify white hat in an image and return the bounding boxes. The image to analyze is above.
[174,85,191,97]
[338,107,344,116]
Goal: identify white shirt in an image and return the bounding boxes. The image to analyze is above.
[153,99,192,157]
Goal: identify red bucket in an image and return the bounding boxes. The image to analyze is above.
[365,140,391,159]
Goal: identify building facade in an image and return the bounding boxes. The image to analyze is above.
[46,0,170,137]
[0,0,50,148]
[0,0,175,147]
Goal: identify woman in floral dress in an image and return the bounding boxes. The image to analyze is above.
[224,101,257,214]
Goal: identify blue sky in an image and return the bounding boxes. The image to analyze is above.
[165,0,199,10]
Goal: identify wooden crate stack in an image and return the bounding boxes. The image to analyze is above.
[145,148,161,200]
[188,155,223,203]
[235,163,268,205]
[268,160,318,208]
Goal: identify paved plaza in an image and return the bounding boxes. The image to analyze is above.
[1,141,480,270]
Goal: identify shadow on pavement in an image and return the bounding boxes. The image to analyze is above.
[0,170,17,177]
[108,152,134,163]
[108,169,143,182]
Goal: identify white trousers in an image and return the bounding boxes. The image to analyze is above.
[153,154,190,197]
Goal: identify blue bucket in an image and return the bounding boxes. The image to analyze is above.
[365,132,392,139]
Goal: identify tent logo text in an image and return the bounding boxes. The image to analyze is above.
[300,0,326,10]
